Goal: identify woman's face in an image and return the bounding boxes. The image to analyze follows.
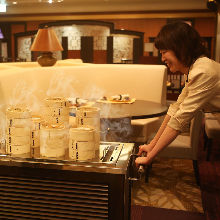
[160,49,186,73]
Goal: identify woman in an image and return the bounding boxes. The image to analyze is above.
[135,21,220,166]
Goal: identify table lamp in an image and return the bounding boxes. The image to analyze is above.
[30,27,63,67]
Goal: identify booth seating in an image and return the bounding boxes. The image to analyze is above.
[0,59,167,143]
[130,114,165,143]
[130,67,167,144]
[204,113,220,161]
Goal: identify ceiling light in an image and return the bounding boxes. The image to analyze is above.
[48,0,53,3]
[12,1,17,4]
[0,3,6,12]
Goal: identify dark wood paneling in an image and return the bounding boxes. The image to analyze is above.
[62,36,68,60]
[68,50,81,59]
[0,23,12,59]
[31,37,34,61]
[139,56,160,64]
[39,20,114,32]
[81,36,93,63]
[107,36,113,64]
[94,50,107,64]
[133,38,142,64]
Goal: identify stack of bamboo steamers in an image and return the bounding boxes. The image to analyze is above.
[5,97,100,161]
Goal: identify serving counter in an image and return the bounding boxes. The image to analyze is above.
[0,142,135,220]
[0,60,167,219]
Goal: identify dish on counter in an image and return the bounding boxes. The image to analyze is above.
[97,94,136,104]
[67,98,94,107]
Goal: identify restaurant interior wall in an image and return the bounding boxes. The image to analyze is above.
[0,16,217,63]
[12,21,144,64]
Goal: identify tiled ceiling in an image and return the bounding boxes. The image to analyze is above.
[2,0,208,14]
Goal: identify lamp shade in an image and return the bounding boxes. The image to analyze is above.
[30,28,63,52]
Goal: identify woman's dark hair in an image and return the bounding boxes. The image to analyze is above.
[154,22,209,67]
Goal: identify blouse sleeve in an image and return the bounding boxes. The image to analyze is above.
[167,85,188,117]
[167,70,218,132]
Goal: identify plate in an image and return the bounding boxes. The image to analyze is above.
[96,98,136,104]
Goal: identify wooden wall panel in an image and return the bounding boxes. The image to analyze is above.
[107,36,113,64]
[26,21,44,31]
[11,24,26,59]
[68,50,81,59]
[62,36,68,60]
[103,18,167,42]
[194,18,216,36]
[133,38,142,64]
[93,50,107,64]
[81,36,93,63]
[194,18,216,58]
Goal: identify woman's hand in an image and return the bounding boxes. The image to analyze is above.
[135,153,153,166]
[135,143,154,166]
[137,143,154,156]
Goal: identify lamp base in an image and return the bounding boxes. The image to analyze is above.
[37,52,57,67]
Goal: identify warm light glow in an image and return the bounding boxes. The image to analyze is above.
[30,28,63,66]
[36,0,64,3]
[30,28,63,52]
[0,3,6,12]
[12,1,17,4]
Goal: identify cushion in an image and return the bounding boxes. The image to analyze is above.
[205,119,220,139]
[158,135,194,159]
[130,117,163,143]
[205,113,217,120]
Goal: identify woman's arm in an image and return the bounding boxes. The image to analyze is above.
[135,125,179,165]
[149,114,171,146]
[148,85,188,148]
[137,114,171,156]
[136,83,187,161]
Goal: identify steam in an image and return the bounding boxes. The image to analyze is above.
[0,70,133,157]
[46,72,79,98]
[46,72,107,102]
[81,84,105,100]
[8,80,41,114]
[97,102,132,142]
[100,117,132,142]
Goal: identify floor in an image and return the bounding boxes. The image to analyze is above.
[131,124,220,219]
[131,158,203,213]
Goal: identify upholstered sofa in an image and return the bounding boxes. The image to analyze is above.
[0,59,167,143]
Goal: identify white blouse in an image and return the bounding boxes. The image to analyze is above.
[167,57,220,132]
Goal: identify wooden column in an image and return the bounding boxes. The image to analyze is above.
[62,36,68,60]
[81,36,93,63]
[107,36,113,64]
[133,38,142,64]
